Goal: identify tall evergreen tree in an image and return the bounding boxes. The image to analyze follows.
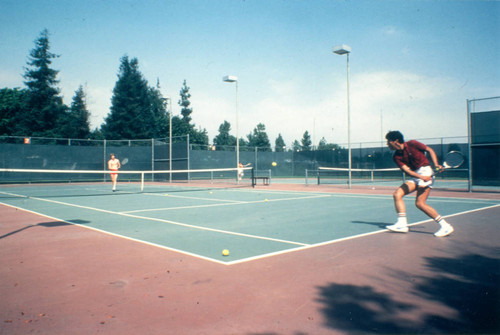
[301,130,312,151]
[59,85,91,139]
[102,56,155,139]
[178,80,192,123]
[22,29,67,137]
[247,123,271,151]
[274,133,286,152]
[213,120,237,150]
[174,79,208,146]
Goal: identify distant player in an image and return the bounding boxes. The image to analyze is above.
[238,162,251,181]
[108,153,121,192]
[385,131,454,237]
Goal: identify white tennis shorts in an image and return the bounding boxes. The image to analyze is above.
[408,165,434,188]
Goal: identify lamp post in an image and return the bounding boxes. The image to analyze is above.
[165,96,172,183]
[222,75,239,176]
[333,44,352,189]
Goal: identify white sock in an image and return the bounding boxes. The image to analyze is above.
[435,216,448,227]
[397,213,407,225]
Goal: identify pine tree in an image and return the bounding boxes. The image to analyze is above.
[174,79,208,146]
[59,85,91,139]
[301,131,312,151]
[213,120,237,150]
[102,56,155,139]
[22,29,67,137]
[178,80,192,123]
[247,123,271,151]
[274,133,286,152]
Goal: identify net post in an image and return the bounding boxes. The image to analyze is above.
[251,167,255,187]
[466,98,472,192]
[141,172,144,192]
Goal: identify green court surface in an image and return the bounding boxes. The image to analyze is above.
[1,183,498,265]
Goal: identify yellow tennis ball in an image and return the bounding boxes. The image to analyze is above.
[222,249,230,256]
[272,162,277,166]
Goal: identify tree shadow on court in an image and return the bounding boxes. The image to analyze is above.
[0,219,89,239]
[317,251,500,334]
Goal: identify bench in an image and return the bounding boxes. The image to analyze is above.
[252,176,270,186]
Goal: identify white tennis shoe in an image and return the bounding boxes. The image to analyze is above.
[386,223,409,233]
[434,224,454,237]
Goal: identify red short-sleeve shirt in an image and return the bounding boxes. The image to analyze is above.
[393,140,430,171]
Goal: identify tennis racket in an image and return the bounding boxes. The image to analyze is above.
[436,151,465,173]
[121,158,129,165]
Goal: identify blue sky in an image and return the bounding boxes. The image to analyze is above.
[1,0,499,147]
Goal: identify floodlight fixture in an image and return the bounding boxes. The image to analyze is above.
[333,44,351,55]
[223,75,238,82]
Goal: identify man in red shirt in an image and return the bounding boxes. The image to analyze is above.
[385,131,454,237]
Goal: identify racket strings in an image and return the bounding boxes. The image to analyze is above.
[444,152,464,168]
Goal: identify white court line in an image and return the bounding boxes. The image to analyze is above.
[230,187,500,203]
[2,189,498,266]
[0,201,232,265]
[123,193,332,214]
[124,201,252,213]
[224,203,500,265]
[143,192,247,203]
[0,190,307,247]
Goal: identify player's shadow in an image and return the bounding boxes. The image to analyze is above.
[352,220,435,235]
[351,220,389,229]
[0,219,90,240]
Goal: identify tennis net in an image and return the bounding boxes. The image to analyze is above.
[0,167,254,192]
[307,167,405,186]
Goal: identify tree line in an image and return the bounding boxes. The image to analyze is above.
[1,29,340,152]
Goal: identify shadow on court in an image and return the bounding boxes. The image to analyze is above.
[351,220,389,229]
[317,250,500,334]
[0,220,89,240]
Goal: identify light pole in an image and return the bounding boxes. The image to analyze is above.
[333,44,352,189]
[223,75,239,174]
[166,97,172,183]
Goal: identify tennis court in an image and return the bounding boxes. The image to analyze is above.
[1,176,499,334]
[1,179,497,265]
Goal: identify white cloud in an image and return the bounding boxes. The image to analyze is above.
[191,70,469,148]
[347,71,466,143]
